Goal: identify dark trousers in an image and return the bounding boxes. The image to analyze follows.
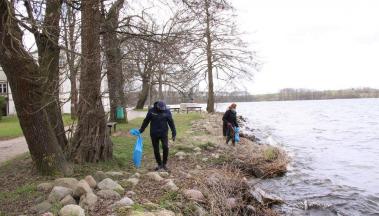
[151,136,169,166]
[226,126,235,145]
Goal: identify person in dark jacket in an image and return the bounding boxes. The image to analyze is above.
[139,101,176,171]
[222,103,239,145]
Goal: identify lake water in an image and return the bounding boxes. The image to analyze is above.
[215,99,379,216]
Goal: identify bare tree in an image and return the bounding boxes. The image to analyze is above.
[102,0,128,123]
[68,0,113,163]
[62,0,80,120]
[0,0,71,175]
[181,0,259,112]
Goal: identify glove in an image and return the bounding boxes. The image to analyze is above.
[172,136,176,141]
[139,129,143,134]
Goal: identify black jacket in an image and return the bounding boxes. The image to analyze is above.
[139,105,176,138]
[222,109,239,136]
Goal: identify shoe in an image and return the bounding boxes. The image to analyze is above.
[162,165,169,172]
[154,165,162,171]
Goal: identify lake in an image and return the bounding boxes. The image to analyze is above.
[216,98,379,216]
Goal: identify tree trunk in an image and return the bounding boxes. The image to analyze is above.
[205,0,215,113]
[103,0,127,123]
[158,71,164,100]
[36,0,68,150]
[69,0,113,163]
[0,0,71,175]
[135,75,150,109]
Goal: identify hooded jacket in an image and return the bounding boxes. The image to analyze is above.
[222,109,239,136]
[139,102,177,138]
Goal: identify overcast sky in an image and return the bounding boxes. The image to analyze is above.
[232,0,379,94]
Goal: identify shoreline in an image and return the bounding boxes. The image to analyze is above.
[0,112,289,215]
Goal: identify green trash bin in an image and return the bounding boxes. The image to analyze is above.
[116,106,125,120]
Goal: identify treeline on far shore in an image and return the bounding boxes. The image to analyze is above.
[130,88,379,105]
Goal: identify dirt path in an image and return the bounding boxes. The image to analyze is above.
[0,110,147,165]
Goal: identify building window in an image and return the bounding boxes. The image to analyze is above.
[0,83,7,94]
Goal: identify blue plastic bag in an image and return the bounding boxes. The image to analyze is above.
[234,127,240,143]
[129,128,143,168]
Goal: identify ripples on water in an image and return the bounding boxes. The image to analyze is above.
[216,99,379,216]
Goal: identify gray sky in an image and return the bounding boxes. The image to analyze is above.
[233,0,379,94]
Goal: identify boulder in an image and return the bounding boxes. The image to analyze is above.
[153,209,175,216]
[97,189,121,200]
[41,212,54,216]
[159,172,170,178]
[112,196,134,208]
[183,189,205,202]
[163,180,178,192]
[93,171,107,182]
[79,193,98,209]
[146,172,163,181]
[74,180,92,197]
[251,187,283,205]
[105,171,124,178]
[175,152,186,157]
[54,178,79,190]
[48,186,73,202]
[58,204,85,216]
[120,178,139,188]
[31,201,52,214]
[37,182,54,192]
[194,147,202,152]
[97,178,124,194]
[194,205,207,216]
[60,195,76,206]
[131,173,141,178]
[84,175,97,188]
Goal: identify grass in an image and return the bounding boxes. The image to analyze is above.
[0,112,203,215]
[0,114,74,140]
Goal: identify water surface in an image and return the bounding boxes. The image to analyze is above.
[216,99,379,216]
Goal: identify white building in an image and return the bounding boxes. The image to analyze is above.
[0,66,110,116]
[0,67,16,116]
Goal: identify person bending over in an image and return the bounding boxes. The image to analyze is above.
[139,101,176,171]
[222,103,239,146]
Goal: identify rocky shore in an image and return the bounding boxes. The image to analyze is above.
[26,113,288,216]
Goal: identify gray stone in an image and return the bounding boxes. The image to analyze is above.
[37,182,53,192]
[54,178,79,190]
[84,175,97,188]
[163,180,178,192]
[93,171,107,182]
[159,172,170,178]
[58,204,85,216]
[175,151,186,157]
[251,187,283,205]
[146,172,163,181]
[97,189,122,200]
[183,189,205,202]
[153,209,176,216]
[105,171,124,178]
[74,179,92,197]
[31,201,52,214]
[48,186,73,202]
[194,205,207,216]
[79,193,97,209]
[113,196,134,208]
[98,178,124,194]
[60,195,76,206]
[125,178,139,187]
[41,212,54,216]
[131,173,141,178]
[194,147,202,152]
[35,196,45,204]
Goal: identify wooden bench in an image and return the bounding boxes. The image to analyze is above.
[107,122,117,134]
[169,107,180,113]
[186,106,202,114]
